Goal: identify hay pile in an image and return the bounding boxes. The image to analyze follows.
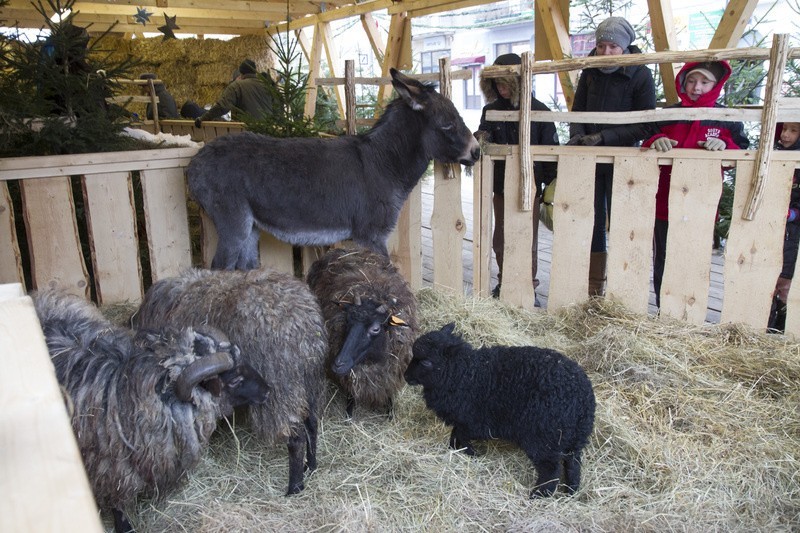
[100,35,274,116]
[113,289,799,531]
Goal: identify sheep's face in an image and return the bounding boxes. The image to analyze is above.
[332,298,393,376]
[405,322,460,386]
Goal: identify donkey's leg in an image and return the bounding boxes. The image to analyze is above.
[235,227,261,270]
[211,213,254,270]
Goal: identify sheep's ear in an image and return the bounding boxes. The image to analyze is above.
[441,322,456,335]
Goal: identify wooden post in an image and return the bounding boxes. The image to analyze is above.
[145,78,159,132]
[743,33,791,220]
[345,60,356,136]
[519,52,533,212]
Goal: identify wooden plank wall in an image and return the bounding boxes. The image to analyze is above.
[0,283,103,532]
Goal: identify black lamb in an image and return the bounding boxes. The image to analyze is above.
[404,323,596,497]
[306,247,417,418]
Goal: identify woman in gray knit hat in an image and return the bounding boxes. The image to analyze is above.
[567,16,656,296]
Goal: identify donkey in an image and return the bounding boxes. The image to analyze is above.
[187,68,481,270]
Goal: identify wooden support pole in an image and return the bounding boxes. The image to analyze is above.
[437,58,456,181]
[519,51,533,211]
[361,13,386,63]
[533,0,576,109]
[303,24,324,120]
[743,33,791,221]
[345,60,356,136]
[647,0,679,105]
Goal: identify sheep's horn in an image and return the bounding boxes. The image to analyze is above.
[175,352,235,402]
[376,304,388,314]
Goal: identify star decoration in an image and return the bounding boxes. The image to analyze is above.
[133,7,152,26]
[157,13,179,40]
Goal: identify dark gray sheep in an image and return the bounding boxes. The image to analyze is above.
[404,323,596,498]
[306,247,417,417]
[32,289,270,533]
[131,267,328,496]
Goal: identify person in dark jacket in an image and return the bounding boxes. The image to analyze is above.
[475,53,559,304]
[139,73,179,120]
[195,59,273,126]
[642,60,750,308]
[768,122,800,332]
[567,16,657,296]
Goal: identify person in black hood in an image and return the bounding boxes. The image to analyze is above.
[139,73,179,120]
[475,53,559,305]
[769,122,800,332]
[567,16,656,296]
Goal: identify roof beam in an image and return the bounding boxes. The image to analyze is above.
[709,0,760,49]
[647,0,679,104]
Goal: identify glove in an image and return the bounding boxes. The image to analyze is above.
[700,137,726,151]
[566,133,603,146]
[652,137,678,152]
[539,179,557,232]
[789,208,798,222]
[580,133,603,146]
[194,118,202,128]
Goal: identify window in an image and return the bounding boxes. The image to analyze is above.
[494,41,529,58]
[462,66,483,110]
[420,50,451,74]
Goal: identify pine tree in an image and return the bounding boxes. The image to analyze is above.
[0,0,140,156]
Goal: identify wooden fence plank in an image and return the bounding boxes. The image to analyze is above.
[389,181,422,291]
[499,148,535,309]
[0,182,23,286]
[20,177,89,297]
[0,288,103,533]
[548,153,596,311]
[721,160,792,328]
[259,232,295,274]
[660,158,722,323]
[432,160,465,292]
[200,210,217,268]
[140,168,192,281]
[606,155,660,314]
[82,172,143,304]
[472,154,494,298]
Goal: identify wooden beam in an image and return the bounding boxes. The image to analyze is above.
[303,23,324,119]
[647,0,679,104]
[294,27,312,62]
[360,12,385,63]
[377,12,408,106]
[320,22,346,118]
[709,0,760,49]
[533,0,576,109]
[743,33,791,220]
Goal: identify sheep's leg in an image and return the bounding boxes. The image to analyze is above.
[562,451,582,494]
[112,507,134,533]
[448,427,476,455]
[285,432,306,495]
[345,395,355,418]
[529,455,562,498]
[304,414,318,473]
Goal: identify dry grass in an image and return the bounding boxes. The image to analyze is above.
[106,289,799,532]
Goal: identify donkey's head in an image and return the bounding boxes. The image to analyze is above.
[390,68,481,166]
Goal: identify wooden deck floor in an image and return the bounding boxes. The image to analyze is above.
[419,175,724,323]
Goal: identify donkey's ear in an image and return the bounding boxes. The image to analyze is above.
[391,68,427,111]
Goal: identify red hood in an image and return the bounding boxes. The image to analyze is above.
[675,60,732,108]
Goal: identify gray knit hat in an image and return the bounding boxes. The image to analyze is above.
[595,16,636,49]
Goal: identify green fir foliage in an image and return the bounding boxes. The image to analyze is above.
[0,0,141,156]
[244,33,339,138]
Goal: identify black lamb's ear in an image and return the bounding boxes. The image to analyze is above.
[441,322,457,335]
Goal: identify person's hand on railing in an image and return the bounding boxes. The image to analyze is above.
[566,133,603,146]
[699,137,726,151]
[652,137,678,152]
[194,118,202,128]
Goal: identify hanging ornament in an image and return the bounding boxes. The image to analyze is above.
[133,7,152,26]
[158,13,179,40]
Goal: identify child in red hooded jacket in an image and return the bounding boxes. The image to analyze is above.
[642,60,750,307]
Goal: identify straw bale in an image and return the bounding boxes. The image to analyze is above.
[97,290,800,532]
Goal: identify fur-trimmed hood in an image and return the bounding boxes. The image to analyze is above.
[479,53,522,108]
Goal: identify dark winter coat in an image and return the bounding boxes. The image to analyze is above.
[199,73,274,122]
[569,44,656,147]
[146,84,179,120]
[477,65,559,196]
[776,124,800,279]
[642,60,750,221]
[405,323,596,497]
